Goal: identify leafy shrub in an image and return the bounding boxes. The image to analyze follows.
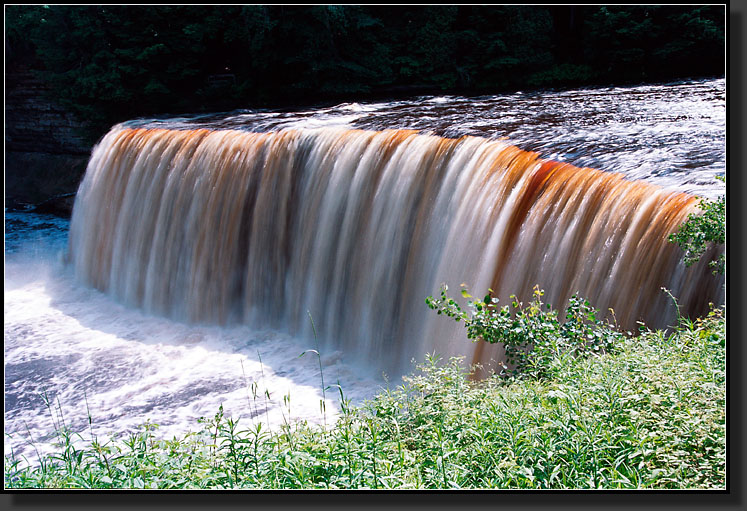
[668,177,725,275]
[425,285,625,379]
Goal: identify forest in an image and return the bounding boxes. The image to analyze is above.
[6,5,726,144]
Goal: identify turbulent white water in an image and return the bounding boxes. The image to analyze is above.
[5,213,381,463]
[4,78,726,465]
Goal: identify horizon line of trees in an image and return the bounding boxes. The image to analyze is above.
[6,5,725,145]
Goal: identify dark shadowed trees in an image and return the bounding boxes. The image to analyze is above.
[5,4,725,144]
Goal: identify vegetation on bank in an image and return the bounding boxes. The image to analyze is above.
[4,300,725,490]
[426,286,626,381]
[669,177,726,276]
[5,5,725,144]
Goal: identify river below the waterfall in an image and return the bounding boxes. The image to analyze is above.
[4,77,725,464]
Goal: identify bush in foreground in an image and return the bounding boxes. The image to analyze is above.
[668,176,725,275]
[4,302,725,489]
[425,285,625,379]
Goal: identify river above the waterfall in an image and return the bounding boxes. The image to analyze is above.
[4,77,726,464]
[126,77,725,200]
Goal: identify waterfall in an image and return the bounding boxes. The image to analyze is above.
[68,126,724,377]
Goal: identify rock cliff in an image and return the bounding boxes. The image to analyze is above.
[5,64,92,216]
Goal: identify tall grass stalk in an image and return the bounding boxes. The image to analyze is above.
[301,311,327,431]
[257,351,272,433]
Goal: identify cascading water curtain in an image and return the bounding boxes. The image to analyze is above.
[69,126,724,377]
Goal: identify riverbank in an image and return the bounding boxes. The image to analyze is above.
[5,303,725,489]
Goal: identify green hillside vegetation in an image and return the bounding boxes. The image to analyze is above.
[6,5,725,145]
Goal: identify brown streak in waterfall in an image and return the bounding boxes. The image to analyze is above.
[118,129,186,306]
[234,133,270,322]
[586,180,654,327]
[482,145,540,193]
[92,128,144,290]
[190,131,267,322]
[470,149,549,376]
[569,173,630,312]
[512,163,588,306]
[627,193,699,324]
[489,159,565,292]
[224,132,269,321]
[150,128,212,317]
[601,186,676,328]
[344,130,420,336]
[395,135,463,357]
[255,130,299,315]
[543,166,618,311]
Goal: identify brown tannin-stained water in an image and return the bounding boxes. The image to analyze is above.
[68,125,724,378]
[5,78,725,463]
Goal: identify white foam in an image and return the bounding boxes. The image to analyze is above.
[5,215,383,465]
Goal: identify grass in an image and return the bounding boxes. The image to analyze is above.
[4,305,725,489]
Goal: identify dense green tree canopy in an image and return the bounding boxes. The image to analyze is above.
[5,5,725,144]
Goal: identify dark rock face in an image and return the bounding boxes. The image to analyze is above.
[5,65,93,216]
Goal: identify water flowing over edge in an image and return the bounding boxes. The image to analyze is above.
[68,125,725,378]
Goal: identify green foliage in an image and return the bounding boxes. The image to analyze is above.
[582,5,725,83]
[425,285,625,379]
[4,305,725,489]
[527,63,596,88]
[5,5,725,143]
[668,177,725,275]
